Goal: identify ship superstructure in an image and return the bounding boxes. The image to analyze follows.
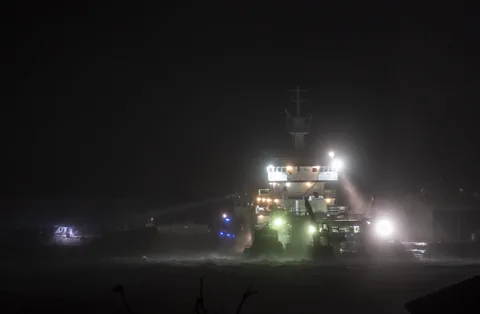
[254,87,345,218]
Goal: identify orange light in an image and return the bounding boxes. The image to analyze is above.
[325,198,331,203]
[274,199,279,203]
[257,197,261,202]
[262,198,266,202]
[286,166,293,171]
[305,182,312,187]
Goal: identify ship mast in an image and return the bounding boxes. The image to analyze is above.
[286,86,312,157]
[289,86,308,117]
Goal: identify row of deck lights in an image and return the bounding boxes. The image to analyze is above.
[272,182,312,187]
[256,197,280,203]
[256,196,332,204]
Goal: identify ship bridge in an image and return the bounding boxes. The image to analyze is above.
[267,165,339,182]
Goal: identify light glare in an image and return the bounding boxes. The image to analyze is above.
[375,219,393,237]
[332,159,343,171]
[273,218,284,227]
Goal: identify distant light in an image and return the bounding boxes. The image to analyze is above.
[267,198,272,202]
[332,159,343,171]
[325,198,332,203]
[328,151,335,158]
[307,225,317,234]
[232,234,235,238]
[226,233,231,237]
[222,213,227,218]
[257,197,261,202]
[286,183,291,187]
[286,166,293,171]
[274,199,279,203]
[305,182,312,187]
[258,214,264,219]
[262,198,266,202]
[225,218,231,222]
[220,232,224,236]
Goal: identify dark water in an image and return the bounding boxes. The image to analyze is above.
[1,254,480,314]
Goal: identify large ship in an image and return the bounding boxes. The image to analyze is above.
[238,87,403,258]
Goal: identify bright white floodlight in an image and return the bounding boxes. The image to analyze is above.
[375,219,393,237]
[273,218,284,227]
[328,151,335,158]
[307,225,317,234]
[332,158,343,171]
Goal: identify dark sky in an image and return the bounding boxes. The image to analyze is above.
[6,2,479,207]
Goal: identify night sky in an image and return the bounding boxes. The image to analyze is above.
[7,2,479,210]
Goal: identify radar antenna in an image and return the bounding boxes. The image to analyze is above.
[285,86,311,154]
[287,86,309,117]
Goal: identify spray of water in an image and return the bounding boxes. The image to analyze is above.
[341,174,367,213]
